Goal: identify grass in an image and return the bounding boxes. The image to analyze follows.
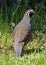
[0,26,46,65]
[0,1,46,65]
[0,14,46,65]
[0,49,46,65]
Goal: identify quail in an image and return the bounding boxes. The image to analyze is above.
[12,9,34,56]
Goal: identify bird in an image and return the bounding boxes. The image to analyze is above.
[12,9,34,56]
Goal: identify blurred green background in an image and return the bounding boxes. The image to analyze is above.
[0,0,46,65]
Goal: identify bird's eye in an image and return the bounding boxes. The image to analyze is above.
[27,13,28,15]
[27,13,29,16]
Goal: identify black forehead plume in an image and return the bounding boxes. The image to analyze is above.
[29,10,34,17]
[29,12,34,17]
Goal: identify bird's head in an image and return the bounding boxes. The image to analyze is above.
[24,9,34,18]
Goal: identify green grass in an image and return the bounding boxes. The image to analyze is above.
[0,14,46,65]
[0,49,46,65]
[0,27,46,65]
[0,1,46,65]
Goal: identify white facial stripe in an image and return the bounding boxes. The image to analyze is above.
[30,10,34,12]
[28,10,33,12]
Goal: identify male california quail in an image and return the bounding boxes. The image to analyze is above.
[12,9,34,56]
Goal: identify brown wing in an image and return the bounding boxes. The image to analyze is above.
[19,23,31,42]
[12,22,31,43]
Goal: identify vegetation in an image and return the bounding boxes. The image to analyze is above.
[0,0,46,65]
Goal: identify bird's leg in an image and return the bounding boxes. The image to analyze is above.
[14,42,24,57]
[15,46,22,56]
